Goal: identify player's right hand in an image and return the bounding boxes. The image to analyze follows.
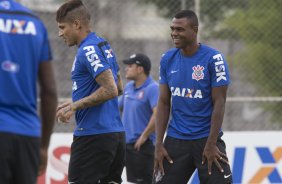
[154,143,173,176]
[134,134,147,151]
[56,100,73,123]
[56,100,72,112]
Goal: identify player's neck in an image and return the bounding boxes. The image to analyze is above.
[181,42,200,56]
[77,29,91,46]
[134,74,147,88]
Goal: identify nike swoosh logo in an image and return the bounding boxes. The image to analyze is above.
[171,70,178,74]
[224,174,232,178]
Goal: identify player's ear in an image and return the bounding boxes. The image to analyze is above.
[138,66,145,74]
[193,26,198,33]
[73,19,81,30]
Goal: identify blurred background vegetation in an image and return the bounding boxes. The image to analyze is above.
[18,0,282,130]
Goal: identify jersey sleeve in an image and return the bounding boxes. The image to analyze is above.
[148,84,159,109]
[98,43,119,83]
[159,54,168,84]
[79,44,111,79]
[209,52,231,87]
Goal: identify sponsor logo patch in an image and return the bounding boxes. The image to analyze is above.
[105,49,113,58]
[83,46,104,72]
[170,87,202,98]
[213,54,227,82]
[1,60,19,73]
[0,1,10,9]
[0,18,37,35]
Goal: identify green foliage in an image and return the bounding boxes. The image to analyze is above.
[139,0,193,18]
[226,0,282,123]
[140,0,282,123]
[226,0,282,95]
[138,0,246,34]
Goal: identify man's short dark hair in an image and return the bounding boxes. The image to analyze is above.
[174,10,198,27]
[56,0,90,25]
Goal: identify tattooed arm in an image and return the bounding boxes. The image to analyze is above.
[117,71,123,96]
[56,69,118,123]
[73,69,118,110]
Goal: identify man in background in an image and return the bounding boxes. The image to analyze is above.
[119,53,159,184]
[154,10,232,183]
[56,0,125,183]
[0,0,58,183]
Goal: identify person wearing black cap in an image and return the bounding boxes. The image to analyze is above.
[119,53,159,184]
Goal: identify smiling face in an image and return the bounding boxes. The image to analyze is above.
[170,17,197,49]
[57,21,79,47]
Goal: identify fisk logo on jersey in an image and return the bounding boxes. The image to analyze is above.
[213,54,227,82]
[192,65,204,81]
[170,87,202,98]
[0,18,36,35]
[83,46,104,72]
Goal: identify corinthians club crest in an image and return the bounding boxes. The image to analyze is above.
[137,90,144,99]
[192,65,205,81]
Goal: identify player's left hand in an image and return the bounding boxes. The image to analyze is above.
[202,143,229,175]
[134,135,147,151]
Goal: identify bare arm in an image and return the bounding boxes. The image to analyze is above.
[117,71,123,96]
[38,61,58,174]
[208,85,228,145]
[154,84,173,175]
[141,107,157,139]
[202,85,229,175]
[155,84,171,145]
[134,107,157,151]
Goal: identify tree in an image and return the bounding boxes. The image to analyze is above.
[226,0,282,123]
[139,0,246,37]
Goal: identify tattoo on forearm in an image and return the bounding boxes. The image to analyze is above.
[72,69,117,111]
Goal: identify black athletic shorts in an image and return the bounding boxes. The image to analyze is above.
[126,139,154,184]
[68,132,126,184]
[155,134,232,184]
[0,132,40,184]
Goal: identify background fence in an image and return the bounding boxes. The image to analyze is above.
[18,0,282,132]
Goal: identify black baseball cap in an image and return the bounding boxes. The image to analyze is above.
[123,53,151,73]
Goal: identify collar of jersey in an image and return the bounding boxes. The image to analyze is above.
[78,32,96,47]
[134,76,153,90]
